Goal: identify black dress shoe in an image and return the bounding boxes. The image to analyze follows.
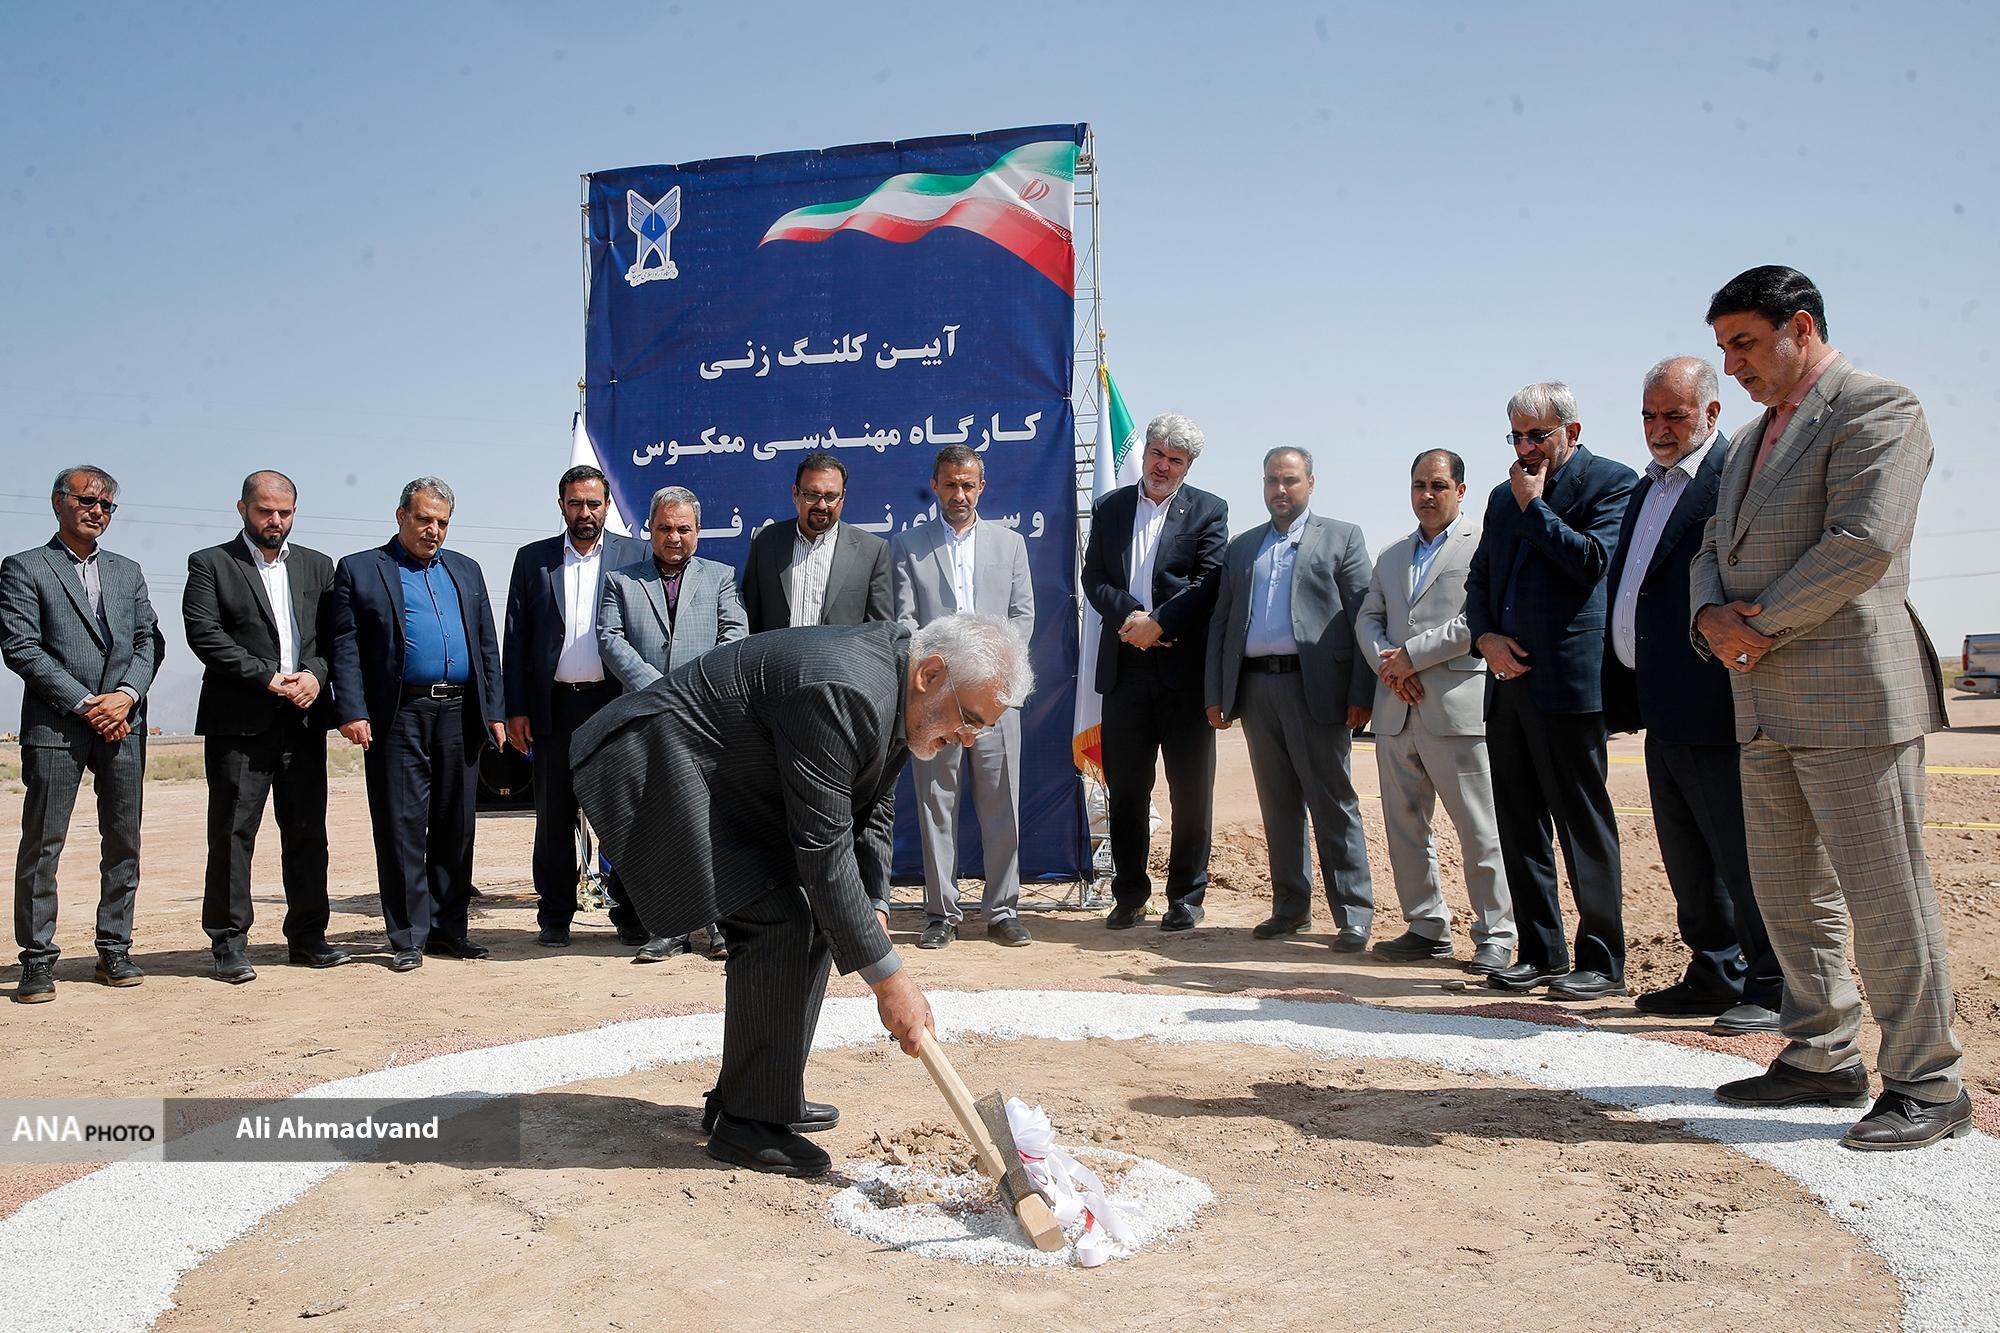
[537,927,573,948]
[214,955,257,985]
[423,936,490,960]
[12,961,55,1004]
[1711,1003,1782,1035]
[1841,1089,1974,1151]
[986,918,1033,947]
[1160,902,1204,932]
[1104,903,1147,930]
[1486,960,1567,992]
[1330,927,1369,953]
[705,1112,831,1177]
[1715,1057,1870,1109]
[1547,969,1627,1001]
[390,949,424,972]
[635,935,687,963]
[94,952,144,987]
[287,944,352,968]
[1251,914,1310,940]
[1634,979,1738,1017]
[1373,929,1451,962]
[918,920,957,950]
[614,927,650,947]
[1463,943,1511,975]
[702,1094,840,1136]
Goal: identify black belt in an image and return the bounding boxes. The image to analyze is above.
[555,679,613,693]
[402,682,467,700]
[1243,654,1302,674]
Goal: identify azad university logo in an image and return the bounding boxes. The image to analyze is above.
[624,186,681,286]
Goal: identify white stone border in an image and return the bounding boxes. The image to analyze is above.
[0,992,1991,1333]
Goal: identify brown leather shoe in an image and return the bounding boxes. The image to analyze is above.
[1841,1090,1974,1151]
[1716,1057,1870,1109]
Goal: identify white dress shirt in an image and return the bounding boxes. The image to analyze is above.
[944,519,978,614]
[790,524,839,627]
[241,532,298,675]
[1611,430,1718,671]
[553,537,608,682]
[1128,486,1180,614]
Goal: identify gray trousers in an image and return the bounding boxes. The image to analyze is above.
[1741,735,1962,1100]
[1239,671,1372,930]
[913,709,1022,924]
[15,730,145,965]
[1373,721,1514,949]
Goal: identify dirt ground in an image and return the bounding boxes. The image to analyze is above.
[4,694,1998,1326]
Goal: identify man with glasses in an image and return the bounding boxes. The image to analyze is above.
[1467,383,1636,1001]
[742,452,892,635]
[503,465,648,950]
[890,445,1036,949]
[3,465,165,1003]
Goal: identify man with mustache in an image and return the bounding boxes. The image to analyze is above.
[1467,383,1636,1001]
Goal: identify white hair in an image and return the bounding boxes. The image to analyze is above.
[649,485,701,525]
[1505,381,1580,425]
[1642,356,1720,405]
[910,613,1034,707]
[1145,412,1206,461]
[399,476,454,511]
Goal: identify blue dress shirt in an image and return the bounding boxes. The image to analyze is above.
[394,543,471,685]
[1243,510,1308,658]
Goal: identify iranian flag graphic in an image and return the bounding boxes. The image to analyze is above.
[1073,363,1142,780]
[760,140,1078,291]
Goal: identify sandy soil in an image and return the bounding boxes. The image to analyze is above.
[3,695,1997,1326]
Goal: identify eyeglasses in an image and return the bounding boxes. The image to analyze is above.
[795,489,844,507]
[60,491,118,514]
[1504,428,1564,447]
[1639,411,1696,427]
[945,670,993,745]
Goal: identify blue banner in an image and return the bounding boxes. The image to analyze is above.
[584,124,1089,883]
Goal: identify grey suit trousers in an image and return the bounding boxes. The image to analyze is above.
[715,884,832,1124]
[1374,723,1513,949]
[1741,735,1962,1100]
[1239,671,1372,930]
[15,730,145,964]
[914,709,1022,924]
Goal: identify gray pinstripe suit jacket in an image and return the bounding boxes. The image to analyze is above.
[596,554,748,691]
[570,622,910,975]
[1690,354,1947,746]
[0,536,164,747]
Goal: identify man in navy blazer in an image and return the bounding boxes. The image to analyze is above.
[503,465,648,949]
[1603,357,1779,1035]
[331,477,504,972]
[1467,382,1636,999]
[1081,412,1229,932]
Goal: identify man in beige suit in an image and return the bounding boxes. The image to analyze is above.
[1693,266,1969,1150]
[1358,449,1513,975]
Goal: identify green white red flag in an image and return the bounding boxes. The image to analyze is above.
[1073,365,1143,779]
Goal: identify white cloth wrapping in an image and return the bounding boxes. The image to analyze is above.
[1004,1097,1135,1267]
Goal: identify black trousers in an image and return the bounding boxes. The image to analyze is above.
[1101,647,1215,911]
[1646,736,1782,1009]
[363,696,478,951]
[532,681,639,935]
[201,722,330,954]
[15,730,144,966]
[1487,680,1624,977]
[713,885,831,1125]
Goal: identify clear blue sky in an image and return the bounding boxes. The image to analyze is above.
[4,1,1997,724]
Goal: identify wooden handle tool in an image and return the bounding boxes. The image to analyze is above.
[915,1028,1066,1252]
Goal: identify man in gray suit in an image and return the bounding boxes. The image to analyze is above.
[598,484,748,962]
[890,446,1036,949]
[572,614,1031,1178]
[1695,266,1969,1149]
[1358,449,1513,974]
[1205,447,1374,948]
[741,453,892,634]
[2,465,165,1003]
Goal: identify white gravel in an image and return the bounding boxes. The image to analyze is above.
[0,991,1992,1332]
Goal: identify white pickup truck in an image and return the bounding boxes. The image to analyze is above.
[1957,634,2000,695]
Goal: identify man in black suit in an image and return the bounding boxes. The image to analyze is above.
[741,453,892,634]
[1468,382,1637,1000]
[2,465,164,1003]
[183,471,347,983]
[1081,413,1230,932]
[502,465,648,950]
[1603,357,1780,1035]
[572,614,1032,1177]
[330,477,505,973]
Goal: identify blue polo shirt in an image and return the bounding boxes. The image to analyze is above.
[393,542,471,686]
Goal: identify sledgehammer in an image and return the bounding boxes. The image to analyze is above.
[915,1029,1066,1251]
